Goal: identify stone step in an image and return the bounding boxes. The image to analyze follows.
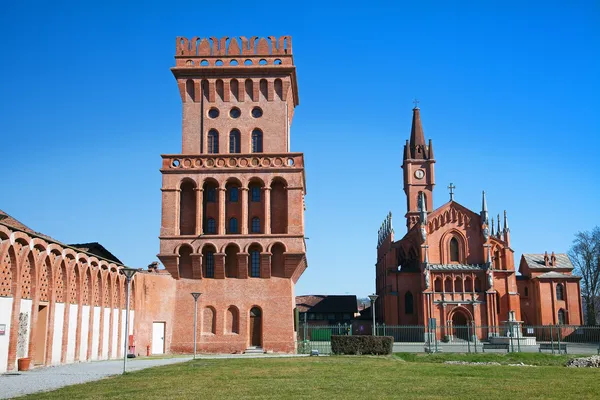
[244,347,265,354]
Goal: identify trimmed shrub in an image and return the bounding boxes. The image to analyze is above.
[331,335,393,355]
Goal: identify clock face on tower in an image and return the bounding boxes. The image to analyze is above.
[414,169,425,180]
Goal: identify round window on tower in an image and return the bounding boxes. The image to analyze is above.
[208,108,220,119]
[251,107,263,118]
[230,107,241,119]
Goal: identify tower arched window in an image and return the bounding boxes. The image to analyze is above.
[404,291,414,314]
[207,218,216,234]
[206,187,216,202]
[250,250,260,277]
[450,237,459,262]
[229,218,238,234]
[208,129,219,154]
[557,308,566,325]
[556,283,564,301]
[251,217,261,233]
[205,251,215,278]
[229,187,239,202]
[251,186,261,202]
[229,130,240,153]
[252,129,263,153]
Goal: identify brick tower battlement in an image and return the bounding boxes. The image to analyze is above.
[175,36,293,60]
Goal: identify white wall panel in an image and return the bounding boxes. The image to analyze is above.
[111,309,118,359]
[66,304,77,363]
[0,297,14,373]
[79,306,90,361]
[91,307,101,360]
[51,303,64,365]
[102,308,110,359]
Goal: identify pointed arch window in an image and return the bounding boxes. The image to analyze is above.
[404,291,414,314]
[252,129,263,153]
[206,218,216,234]
[251,217,261,233]
[556,283,564,301]
[208,129,219,154]
[557,308,566,325]
[229,218,238,234]
[450,237,459,262]
[229,130,240,153]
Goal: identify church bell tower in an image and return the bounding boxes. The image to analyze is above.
[402,105,435,230]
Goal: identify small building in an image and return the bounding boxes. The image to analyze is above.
[296,295,357,325]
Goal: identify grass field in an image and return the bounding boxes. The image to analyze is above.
[24,354,600,399]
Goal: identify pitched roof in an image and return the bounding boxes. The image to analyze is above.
[522,253,574,270]
[68,242,123,264]
[0,209,59,243]
[535,271,579,279]
[295,295,358,314]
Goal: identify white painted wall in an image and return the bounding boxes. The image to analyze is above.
[111,309,118,359]
[102,308,110,359]
[0,297,14,373]
[51,303,64,365]
[18,299,32,359]
[79,306,90,361]
[91,307,101,360]
[66,304,77,363]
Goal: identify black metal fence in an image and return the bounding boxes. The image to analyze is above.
[297,323,600,355]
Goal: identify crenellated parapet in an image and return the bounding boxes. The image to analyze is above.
[176,36,292,57]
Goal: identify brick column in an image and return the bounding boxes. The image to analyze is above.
[218,188,226,235]
[241,188,249,234]
[264,187,271,234]
[260,252,271,278]
[161,188,179,236]
[238,253,249,279]
[195,188,203,235]
[191,253,203,279]
[214,253,226,279]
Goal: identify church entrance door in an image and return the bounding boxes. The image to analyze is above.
[249,307,262,347]
[451,310,470,341]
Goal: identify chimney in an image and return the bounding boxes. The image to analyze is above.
[550,251,556,266]
[544,251,549,266]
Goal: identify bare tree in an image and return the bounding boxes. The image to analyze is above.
[569,227,600,325]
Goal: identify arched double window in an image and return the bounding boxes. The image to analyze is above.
[208,129,219,154]
[205,251,215,278]
[251,217,261,233]
[404,291,414,314]
[250,250,261,277]
[252,129,263,153]
[229,218,238,234]
[206,218,216,234]
[556,283,564,301]
[229,130,240,153]
[450,237,459,262]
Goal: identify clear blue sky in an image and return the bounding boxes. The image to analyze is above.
[1,1,598,298]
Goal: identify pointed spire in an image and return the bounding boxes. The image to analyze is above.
[403,139,410,160]
[410,106,426,159]
[497,214,502,237]
[419,192,427,224]
[428,139,434,159]
[503,210,509,232]
[491,218,495,235]
[481,191,489,224]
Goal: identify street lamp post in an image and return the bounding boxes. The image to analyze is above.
[120,267,138,374]
[368,294,379,336]
[191,292,202,359]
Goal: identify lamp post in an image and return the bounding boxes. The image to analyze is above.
[120,267,138,374]
[191,292,202,359]
[368,294,379,336]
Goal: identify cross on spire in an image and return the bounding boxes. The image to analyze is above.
[448,183,455,201]
[413,98,420,109]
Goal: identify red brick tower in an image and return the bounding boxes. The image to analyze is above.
[157,36,307,353]
[402,105,435,230]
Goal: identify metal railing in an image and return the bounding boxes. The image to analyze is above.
[297,323,600,355]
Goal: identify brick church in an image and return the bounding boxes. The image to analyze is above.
[375,106,583,332]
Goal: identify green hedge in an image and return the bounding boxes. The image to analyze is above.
[331,335,393,355]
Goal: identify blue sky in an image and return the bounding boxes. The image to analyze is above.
[1,1,598,298]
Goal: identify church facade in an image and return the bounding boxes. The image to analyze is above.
[375,106,583,335]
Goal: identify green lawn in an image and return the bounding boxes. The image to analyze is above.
[24,355,600,399]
